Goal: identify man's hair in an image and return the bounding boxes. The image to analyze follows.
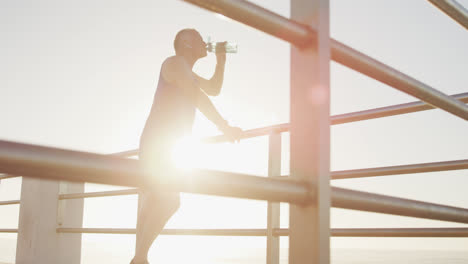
[173,28,198,54]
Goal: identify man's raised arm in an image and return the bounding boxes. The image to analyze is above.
[194,52,226,96]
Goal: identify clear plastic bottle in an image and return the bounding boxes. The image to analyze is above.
[206,37,238,53]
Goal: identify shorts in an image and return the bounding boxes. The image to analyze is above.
[139,138,180,202]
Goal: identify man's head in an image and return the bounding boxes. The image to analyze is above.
[173,28,207,58]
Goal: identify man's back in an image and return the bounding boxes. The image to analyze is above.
[140,56,197,149]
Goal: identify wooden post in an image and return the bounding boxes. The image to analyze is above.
[267,133,281,264]
[289,0,331,263]
[16,178,84,264]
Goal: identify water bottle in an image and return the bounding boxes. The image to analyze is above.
[206,37,238,53]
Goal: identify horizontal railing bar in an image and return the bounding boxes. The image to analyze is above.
[112,149,138,157]
[331,92,468,125]
[203,123,289,144]
[0,200,20,206]
[332,186,468,224]
[2,141,468,223]
[182,0,315,48]
[56,227,468,237]
[59,158,467,199]
[0,174,20,180]
[276,228,468,237]
[183,0,468,121]
[0,140,312,204]
[427,0,468,30]
[330,228,468,237]
[0,229,18,233]
[332,159,468,180]
[59,189,138,200]
[59,187,468,224]
[204,92,468,143]
[0,143,138,180]
[330,39,468,121]
[91,93,468,155]
[57,228,268,236]
[58,186,468,224]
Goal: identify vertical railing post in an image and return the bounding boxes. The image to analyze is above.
[16,179,84,264]
[290,0,331,264]
[267,133,281,264]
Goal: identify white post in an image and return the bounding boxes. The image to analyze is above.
[267,133,281,264]
[290,0,331,263]
[16,178,84,264]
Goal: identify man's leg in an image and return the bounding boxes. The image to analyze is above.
[132,190,180,264]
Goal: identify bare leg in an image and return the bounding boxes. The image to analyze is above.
[132,189,180,264]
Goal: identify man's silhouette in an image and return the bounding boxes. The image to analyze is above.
[131,29,242,264]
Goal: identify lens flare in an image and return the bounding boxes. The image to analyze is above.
[171,136,203,169]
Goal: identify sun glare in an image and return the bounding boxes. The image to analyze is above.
[171,135,204,169]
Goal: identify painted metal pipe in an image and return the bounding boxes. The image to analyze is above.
[332,159,468,180]
[204,93,468,143]
[57,228,268,236]
[330,40,468,120]
[56,227,468,237]
[55,159,468,192]
[111,93,468,148]
[58,186,468,224]
[427,0,468,30]
[182,0,315,48]
[59,189,138,200]
[330,228,468,237]
[182,0,468,120]
[0,174,20,180]
[6,93,465,165]
[332,186,468,224]
[0,144,138,181]
[2,140,468,222]
[0,229,18,233]
[58,156,468,201]
[0,140,311,204]
[332,92,468,125]
[0,200,20,206]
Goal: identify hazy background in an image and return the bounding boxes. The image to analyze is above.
[0,0,467,263]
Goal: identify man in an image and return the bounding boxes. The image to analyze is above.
[131,28,242,264]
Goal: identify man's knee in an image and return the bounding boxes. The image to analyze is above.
[163,192,180,215]
[139,190,180,216]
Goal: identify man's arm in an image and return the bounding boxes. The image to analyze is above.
[196,89,227,129]
[194,52,226,96]
[196,89,242,142]
[164,56,241,141]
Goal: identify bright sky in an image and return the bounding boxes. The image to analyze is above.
[0,0,467,263]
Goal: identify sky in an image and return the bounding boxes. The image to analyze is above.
[0,0,467,263]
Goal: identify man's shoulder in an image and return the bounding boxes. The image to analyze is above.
[161,56,191,83]
[162,55,187,70]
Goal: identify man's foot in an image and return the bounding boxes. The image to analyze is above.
[130,258,149,264]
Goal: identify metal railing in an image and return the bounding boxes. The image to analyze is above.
[182,0,468,121]
[55,227,468,237]
[1,1,467,264]
[428,0,468,30]
[0,200,20,206]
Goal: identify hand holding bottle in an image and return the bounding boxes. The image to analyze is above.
[206,38,238,54]
[215,42,227,65]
